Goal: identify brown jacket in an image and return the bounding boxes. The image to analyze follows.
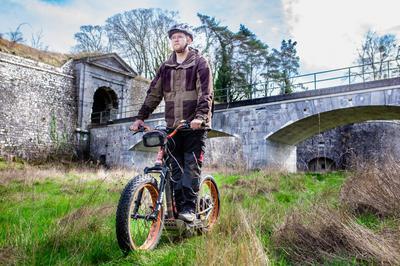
[134,48,213,128]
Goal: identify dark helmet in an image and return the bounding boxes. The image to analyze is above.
[168,23,194,41]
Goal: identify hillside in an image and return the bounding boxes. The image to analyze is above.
[0,38,106,67]
[0,38,71,67]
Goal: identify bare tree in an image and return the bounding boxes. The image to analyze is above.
[73,25,112,53]
[6,23,27,43]
[105,8,178,78]
[31,29,48,51]
[357,30,398,80]
[396,45,400,70]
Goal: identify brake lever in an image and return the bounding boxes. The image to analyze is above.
[132,130,142,136]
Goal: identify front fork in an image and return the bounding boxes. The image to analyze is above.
[134,166,172,221]
[156,167,175,219]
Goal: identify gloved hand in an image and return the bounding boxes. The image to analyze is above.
[129,119,145,131]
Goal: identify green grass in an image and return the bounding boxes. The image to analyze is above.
[0,161,378,265]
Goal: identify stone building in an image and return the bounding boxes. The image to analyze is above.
[0,47,150,161]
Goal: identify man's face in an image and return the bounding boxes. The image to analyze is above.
[170,32,192,52]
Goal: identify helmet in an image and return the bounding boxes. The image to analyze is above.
[168,23,194,41]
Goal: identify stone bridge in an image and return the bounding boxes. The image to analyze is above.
[90,77,400,172]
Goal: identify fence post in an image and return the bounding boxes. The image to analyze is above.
[314,73,317,90]
[348,68,351,85]
[363,65,365,82]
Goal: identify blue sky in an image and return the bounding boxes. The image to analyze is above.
[1,0,400,74]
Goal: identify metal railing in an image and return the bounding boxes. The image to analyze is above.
[212,58,400,102]
[91,58,400,124]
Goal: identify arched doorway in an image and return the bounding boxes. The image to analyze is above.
[308,157,336,172]
[91,87,118,124]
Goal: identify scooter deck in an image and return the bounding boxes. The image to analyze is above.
[164,218,203,232]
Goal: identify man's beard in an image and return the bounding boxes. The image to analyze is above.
[175,43,188,54]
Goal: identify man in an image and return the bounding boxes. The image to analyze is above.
[130,24,213,222]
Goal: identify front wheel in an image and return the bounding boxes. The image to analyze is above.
[197,175,220,232]
[116,175,163,252]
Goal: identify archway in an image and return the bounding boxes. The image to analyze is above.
[307,157,336,172]
[91,87,118,124]
[267,106,400,145]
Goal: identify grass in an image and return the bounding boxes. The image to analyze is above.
[0,160,398,265]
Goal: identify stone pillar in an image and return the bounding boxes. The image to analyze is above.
[264,140,297,172]
[242,140,296,172]
[239,130,297,172]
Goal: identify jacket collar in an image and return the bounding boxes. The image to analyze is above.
[165,47,199,69]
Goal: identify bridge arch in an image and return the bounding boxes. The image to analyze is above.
[307,157,336,172]
[267,105,400,145]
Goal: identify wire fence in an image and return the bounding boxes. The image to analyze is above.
[91,58,400,124]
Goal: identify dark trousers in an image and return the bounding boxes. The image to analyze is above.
[167,130,207,211]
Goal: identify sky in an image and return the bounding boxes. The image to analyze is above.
[1,0,400,74]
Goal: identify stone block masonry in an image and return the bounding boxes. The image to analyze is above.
[89,120,243,171]
[297,121,400,171]
[0,52,77,160]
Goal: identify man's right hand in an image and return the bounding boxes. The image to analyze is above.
[129,119,145,131]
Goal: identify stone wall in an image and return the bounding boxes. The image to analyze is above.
[128,76,164,117]
[0,52,77,160]
[128,76,149,117]
[89,120,242,170]
[297,121,400,171]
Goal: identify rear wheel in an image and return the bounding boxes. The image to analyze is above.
[116,175,163,252]
[196,175,220,232]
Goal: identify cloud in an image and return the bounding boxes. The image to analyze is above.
[283,0,400,73]
[1,0,289,54]
[198,0,289,49]
[4,0,399,75]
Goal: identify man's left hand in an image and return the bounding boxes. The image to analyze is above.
[190,119,203,129]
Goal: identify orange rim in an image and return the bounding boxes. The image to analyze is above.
[198,179,219,229]
[128,183,162,250]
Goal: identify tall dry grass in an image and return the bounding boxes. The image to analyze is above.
[340,158,400,217]
[272,157,400,265]
[196,204,270,266]
[0,246,25,266]
[272,207,400,265]
[0,162,135,186]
